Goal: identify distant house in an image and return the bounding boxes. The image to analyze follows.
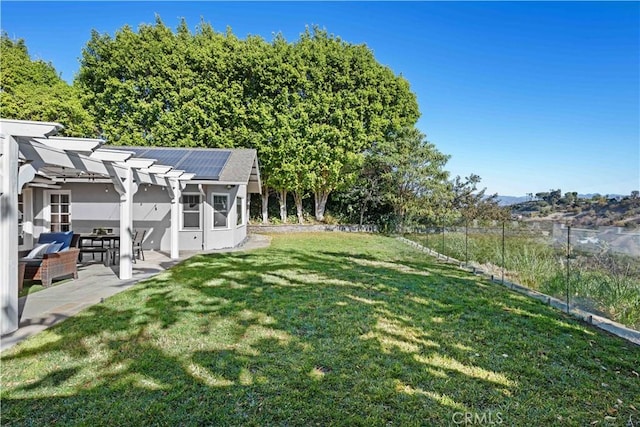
[1,118,261,335]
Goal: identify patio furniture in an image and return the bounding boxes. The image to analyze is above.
[18,261,26,292]
[133,229,146,262]
[20,232,80,287]
[79,234,119,263]
[22,249,80,287]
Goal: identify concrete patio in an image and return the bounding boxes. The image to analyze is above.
[1,234,271,352]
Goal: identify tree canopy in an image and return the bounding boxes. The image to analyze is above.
[0,33,94,136]
[76,20,420,221]
[2,20,503,228]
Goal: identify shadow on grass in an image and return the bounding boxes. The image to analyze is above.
[2,234,639,426]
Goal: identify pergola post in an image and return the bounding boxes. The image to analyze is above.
[111,166,138,280]
[168,178,181,260]
[105,161,138,280]
[0,135,20,334]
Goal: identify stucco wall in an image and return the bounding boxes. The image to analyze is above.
[201,184,248,250]
[27,181,248,251]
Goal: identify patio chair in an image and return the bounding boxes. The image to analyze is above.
[132,229,146,262]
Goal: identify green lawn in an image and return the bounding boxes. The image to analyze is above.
[405,231,640,329]
[2,233,638,426]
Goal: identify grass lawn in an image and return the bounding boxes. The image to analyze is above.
[405,231,640,329]
[1,233,638,426]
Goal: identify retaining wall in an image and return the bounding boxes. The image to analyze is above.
[249,224,378,234]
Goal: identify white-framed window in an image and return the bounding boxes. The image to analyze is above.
[236,197,244,226]
[44,190,72,232]
[180,193,202,230]
[212,194,229,229]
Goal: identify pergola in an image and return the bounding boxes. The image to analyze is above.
[0,119,194,334]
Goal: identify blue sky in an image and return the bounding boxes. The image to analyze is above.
[2,1,638,196]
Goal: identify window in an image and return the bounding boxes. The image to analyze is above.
[236,197,244,226]
[46,191,71,232]
[181,194,201,230]
[212,194,229,229]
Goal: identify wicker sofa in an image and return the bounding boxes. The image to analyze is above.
[19,232,80,288]
[21,249,80,287]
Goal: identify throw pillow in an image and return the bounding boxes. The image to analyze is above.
[44,242,64,254]
[24,243,52,259]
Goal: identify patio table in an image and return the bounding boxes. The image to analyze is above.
[79,234,119,265]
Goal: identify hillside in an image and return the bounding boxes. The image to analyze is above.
[510,194,640,228]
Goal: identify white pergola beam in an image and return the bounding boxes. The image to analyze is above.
[0,119,62,138]
[90,148,134,162]
[34,137,104,153]
[142,165,172,175]
[162,170,185,179]
[125,158,156,169]
[19,139,120,177]
[18,163,38,192]
[132,169,154,185]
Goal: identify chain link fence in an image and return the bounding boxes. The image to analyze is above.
[405,220,640,331]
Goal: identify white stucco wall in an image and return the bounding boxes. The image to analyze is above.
[201,184,248,250]
[26,181,248,252]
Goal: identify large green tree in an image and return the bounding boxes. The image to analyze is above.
[366,127,451,231]
[0,34,94,136]
[76,21,420,223]
[77,17,254,147]
[450,174,508,222]
[292,28,420,221]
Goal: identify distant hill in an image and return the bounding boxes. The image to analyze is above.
[498,194,628,207]
[497,196,530,206]
[508,194,640,228]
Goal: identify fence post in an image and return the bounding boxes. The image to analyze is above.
[502,221,505,286]
[465,219,469,266]
[566,225,571,314]
[425,225,429,250]
[441,217,445,258]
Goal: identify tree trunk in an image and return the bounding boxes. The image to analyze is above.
[277,189,287,223]
[359,207,365,227]
[314,190,330,222]
[261,187,269,224]
[293,191,305,224]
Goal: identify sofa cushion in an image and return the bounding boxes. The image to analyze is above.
[37,231,74,249]
[24,243,52,259]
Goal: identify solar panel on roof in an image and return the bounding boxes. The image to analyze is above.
[110,147,231,180]
[146,149,190,166]
[181,150,231,179]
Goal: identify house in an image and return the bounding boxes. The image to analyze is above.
[53,146,261,252]
[1,119,261,335]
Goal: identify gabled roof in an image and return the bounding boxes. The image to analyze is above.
[109,146,262,193]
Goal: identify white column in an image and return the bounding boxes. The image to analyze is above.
[115,167,137,280]
[0,135,20,334]
[169,179,181,260]
[198,184,206,251]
